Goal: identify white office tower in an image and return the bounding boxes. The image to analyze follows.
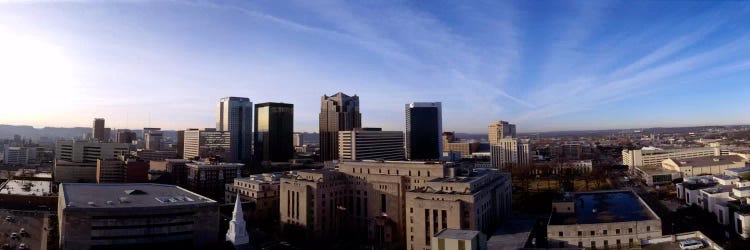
[226,195,250,249]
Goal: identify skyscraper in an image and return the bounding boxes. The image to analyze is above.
[488,120,516,144]
[405,102,442,161]
[92,118,105,142]
[319,93,361,162]
[183,128,231,161]
[217,97,253,163]
[254,102,294,163]
[143,127,162,150]
[115,129,137,144]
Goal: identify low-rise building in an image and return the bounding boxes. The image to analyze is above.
[547,190,662,249]
[633,165,682,186]
[431,229,487,250]
[662,155,745,177]
[134,149,179,161]
[623,147,718,167]
[225,172,283,222]
[96,157,149,183]
[185,161,243,202]
[58,183,219,249]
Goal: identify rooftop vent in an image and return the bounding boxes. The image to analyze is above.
[124,189,147,195]
[714,158,720,162]
[87,201,95,206]
[106,201,114,205]
[118,197,130,203]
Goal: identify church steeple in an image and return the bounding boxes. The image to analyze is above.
[226,195,250,248]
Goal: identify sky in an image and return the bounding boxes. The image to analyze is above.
[1,0,750,133]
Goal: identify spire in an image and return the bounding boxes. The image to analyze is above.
[226,195,250,248]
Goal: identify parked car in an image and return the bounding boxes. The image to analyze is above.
[679,239,704,250]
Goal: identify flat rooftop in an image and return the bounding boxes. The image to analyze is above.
[549,191,656,225]
[726,166,750,173]
[672,155,745,168]
[0,180,52,196]
[434,229,480,240]
[61,183,215,209]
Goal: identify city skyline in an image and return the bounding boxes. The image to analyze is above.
[2,1,750,133]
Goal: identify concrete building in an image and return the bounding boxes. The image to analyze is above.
[442,132,480,157]
[487,121,516,145]
[135,149,179,161]
[547,190,662,249]
[279,161,512,250]
[143,127,163,150]
[96,157,149,183]
[54,141,130,183]
[662,155,746,177]
[225,172,283,222]
[339,128,405,161]
[490,138,518,170]
[2,146,33,165]
[183,128,231,161]
[92,118,106,142]
[319,92,362,162]
[405,102,442,161]
[431,229,487,250]
[217,96,253,163]
[293,133,304,147]
[632,165,682,186]
[153,159,192,186]
[254,102,294,163]
[185,161,243,202]
[58,183,219,249]
[622,147,718,167]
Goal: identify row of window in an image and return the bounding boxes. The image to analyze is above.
[560,226,651,237]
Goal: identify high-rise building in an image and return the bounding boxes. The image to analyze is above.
[491,138,519,170]
[183,128,231,161]
[92,118,106,142]
[143,127,163,150]
[96,156,149,183]
[217,97,253,163]
[115,129,137,144]
[319,93,361,162]
[176,130,185,158]
[293,133,304,147]
[488,121,516,145]
[54,141,130,183]
[338,128,405,161]
[518,139,532,167]
[2,146,33,165]
[405,102,442,161]
[185,161,243,202]
[254,102,294,163]
[58,183,219,250]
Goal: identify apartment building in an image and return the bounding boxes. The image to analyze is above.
[339,128,405,161]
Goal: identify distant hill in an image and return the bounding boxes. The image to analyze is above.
[0,124,179,141]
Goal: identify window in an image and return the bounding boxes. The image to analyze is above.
[616,239,621,247]
[603,230,607,235]
[559,232,563,237]
[578,242,583,248]
[381,194,387,213]
[604,240,608,247]
[616,229,620,234]
[578,231,582,236]
[646,226,651,232]
[628,228,633,233]
[629,238,634,247]
[590,231,595,236]
[591,241,596,249]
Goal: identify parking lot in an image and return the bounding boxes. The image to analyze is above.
[0,209,47,250]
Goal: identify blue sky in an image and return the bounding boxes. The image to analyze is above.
[1,1,749,133]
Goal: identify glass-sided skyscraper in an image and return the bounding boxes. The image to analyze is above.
[217,97,253,163]
[254,102,294,163]
[405,102,442,161]
[319,92,361,162]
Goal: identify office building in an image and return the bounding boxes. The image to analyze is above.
[490,138,518,170]
[153,159,192,186]
[225,172,283,222]
[217,97,253,162]
[487,121,516,145]
[319,92,362,162]
[339,128,405,161]
[2,146,34,165]
[442,132,480,157]
[279,161,512,250]
[185,161,243,202]
[54,141,130,183]
[294,133,304,147]
[115,129,137,144]
[405,102,442,161]
[143,127,163,150]
[431,229,487,250]
[561,143,583,160]
[58,183,219,249]
[622,147,718,167]
[177,130,185,158]
[92,118,106,142]
[96,156,149,183]
[183,128,231,161]
[254,102,294,163]
[518,139,532,167]
[547,190,662,249]
[135,149,179,161]
[662,155,746,177]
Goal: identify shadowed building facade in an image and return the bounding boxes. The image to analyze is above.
[319,93,361,162]
[254,102,294,164]
[217,97,253,163]
[405,102,442,161]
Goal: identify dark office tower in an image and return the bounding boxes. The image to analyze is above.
[115,129,137,144]
[217,97,253,163]
[92,118,105,142]
[319,93,361,162]
[405,102,442,161]
[254,103,294,163]
[176,130,185,158]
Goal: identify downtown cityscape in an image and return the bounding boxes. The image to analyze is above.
[2,1,750,250]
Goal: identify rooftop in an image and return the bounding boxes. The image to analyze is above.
[726,166,750,173]
[434,229,480,240]
[0,180,52,196]
[549,190,656,225]
[61,183,215,209]
[713,175,739,181]
[670,155,745,168]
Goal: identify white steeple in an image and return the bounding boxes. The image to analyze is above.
[226,195,250,247]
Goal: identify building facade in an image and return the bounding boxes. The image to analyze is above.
[319,92,362,162]
[339,128,405,161]
[254,102,294,163]
[92,118,106,142]
[115,129,137,144]
[662,155,746,177]
[143,127,163,150]
[487,121,516,145]
[622,147,718,167]
[54,141,130,183]
[225,172,283,222]
[185,161,243,202]
[217,96,253,162]
[405,102,442,161]
[58,183,219,250]
[294,133,304,147]
[96,157,149,183]
[182,128,231,161]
